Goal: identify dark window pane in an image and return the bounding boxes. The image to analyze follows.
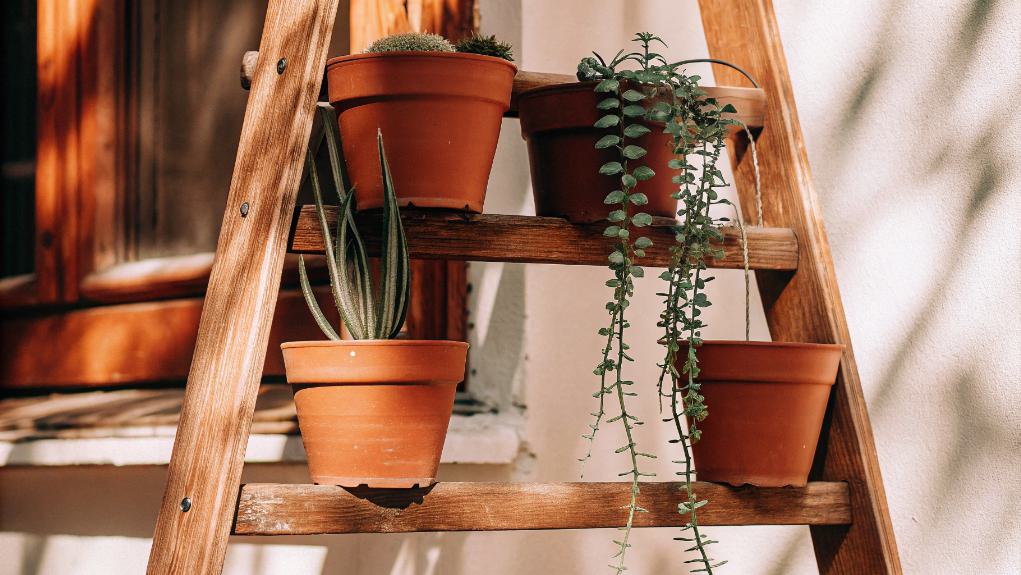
[1,0,36,277]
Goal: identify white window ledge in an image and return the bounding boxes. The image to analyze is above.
[0,412,521,468]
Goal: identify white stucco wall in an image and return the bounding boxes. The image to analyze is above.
[2,1,1018,574]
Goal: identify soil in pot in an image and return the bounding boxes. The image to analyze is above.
[517,81,679,223]
[326,52,516,213]
[281,339,469,488]
[678,340,843,487]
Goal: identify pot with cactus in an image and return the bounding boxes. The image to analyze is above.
[281,105,468,488]
[325,32,516,213]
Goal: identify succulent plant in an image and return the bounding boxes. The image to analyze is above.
[299,104,410,341]
[365,32,454,54]
[454,33,514,61]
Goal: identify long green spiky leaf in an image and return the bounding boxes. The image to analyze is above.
[374,130,410,339]
[319,104,375,335]
[307,141,365,339]
[335,189,367,338]
[297,255,340,340]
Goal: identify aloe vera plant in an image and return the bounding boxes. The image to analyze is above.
[298,104,410,340]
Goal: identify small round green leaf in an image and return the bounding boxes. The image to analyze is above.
[629,192,649,205]
[603,225,620,237]
[622,145,647,159]
[608,209,626,222]
[608,250,625,264]
[595,135,621,149]
[623,124,651,138]
[594,115,620,129]
[604,190,626,204]
[634,236,653,249]
[597,97,620,110]
[621,174,638,188]
[595,79,620,93]
[621,89,646,102]
[632,212,653,227]
[632,166,656,181]
[622,105,646,118]
[599,161,624,175]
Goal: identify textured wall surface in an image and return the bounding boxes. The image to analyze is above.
[1,1,1018,574]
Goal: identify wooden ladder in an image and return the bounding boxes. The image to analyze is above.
[146,0,901,573]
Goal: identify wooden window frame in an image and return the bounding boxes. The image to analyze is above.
[1,0,473,391]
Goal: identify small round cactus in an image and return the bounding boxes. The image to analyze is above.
[365,32,455,53]
[454,34,514,61]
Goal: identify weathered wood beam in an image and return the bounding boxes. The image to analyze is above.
[234,481,851,535]
[289,207,799,270]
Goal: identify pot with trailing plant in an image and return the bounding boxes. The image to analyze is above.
[281,105,468,488]
[574,33,841,574]
[325,33,516,213]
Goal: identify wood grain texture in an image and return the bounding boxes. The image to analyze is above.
[233,481,850,535]
[507,71,766,128]
[349,0,475,53]
[0,384,299,442]
[290,207,798,270]
[0,290,335,390]
[699,1,902,573]
[36,0,82,303]
[145,0,340,573]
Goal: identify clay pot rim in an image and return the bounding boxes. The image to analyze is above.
[683,339,845,351]
[326,51,518,73]
[517,79,676,102]
[282,339,469,350]
[517,80,595,102]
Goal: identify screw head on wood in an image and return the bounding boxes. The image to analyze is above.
[180,497,192,512]
[276,58,287,74]
[240,202,250,217]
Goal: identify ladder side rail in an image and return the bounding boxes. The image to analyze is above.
[698,0,902,573]
[146,1,340,573]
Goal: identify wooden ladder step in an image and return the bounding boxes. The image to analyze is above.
[289,208,798,270]
[233,481,849,535]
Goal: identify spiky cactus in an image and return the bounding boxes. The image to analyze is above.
[454,34,514,61]
[298,104,410,340]
[365,32,454,54]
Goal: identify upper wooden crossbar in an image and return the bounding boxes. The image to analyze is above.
[288,208,798,270]
[233,481,850,536]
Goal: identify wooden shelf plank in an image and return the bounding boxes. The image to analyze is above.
[508,71,766,129]
[289,208,798,270]
[233,481,849,535]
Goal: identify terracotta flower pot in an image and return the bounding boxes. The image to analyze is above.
[678,340,843,487]
[281,339,469,488]
[326,52,516,212]
[517,81,679,223]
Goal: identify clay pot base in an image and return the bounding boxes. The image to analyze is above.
[282,340,468,492]
[312,475,435,489]
[680,340,843,488]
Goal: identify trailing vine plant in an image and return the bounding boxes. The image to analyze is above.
[576,33,756,573]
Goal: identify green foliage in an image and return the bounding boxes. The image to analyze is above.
[454,33,514,61]
[298,105,410,340]
[365,32,454,53]
[577,32,740,574]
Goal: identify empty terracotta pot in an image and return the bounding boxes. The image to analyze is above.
[518,81,679,223]
[281,339,469,488]
[678,340,843,487]
[326,52,516,212]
